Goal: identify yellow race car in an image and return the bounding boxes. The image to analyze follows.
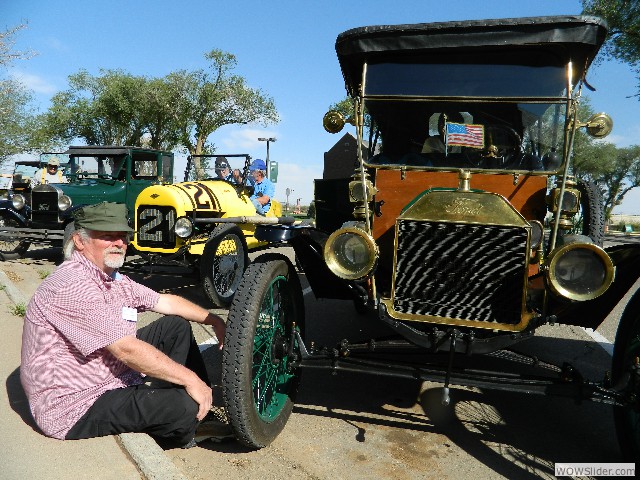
[130,154,287,307]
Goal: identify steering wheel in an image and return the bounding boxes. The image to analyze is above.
[462,124,522,169]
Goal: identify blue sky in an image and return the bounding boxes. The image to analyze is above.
[2,0,639,211]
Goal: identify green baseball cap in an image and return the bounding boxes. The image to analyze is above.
[73,202,133,232]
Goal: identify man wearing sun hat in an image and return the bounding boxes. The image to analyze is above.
[20,202,230,448]
[248,158,275,215]
[34,156,68,185]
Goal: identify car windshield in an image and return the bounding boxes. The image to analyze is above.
[186,155,250,184]
[13,162,41,179]
[69,155,127,179]
[363,62,570,172]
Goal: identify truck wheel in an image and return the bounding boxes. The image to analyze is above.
[577,179,605,247]
[200,224,248,307]
[222,256,304,448]
[612,298,640,461]
[0,213,30,260]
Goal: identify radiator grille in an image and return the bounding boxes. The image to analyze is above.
[393,220,528,324]
[136,205,177,248]
[30,191,60,224]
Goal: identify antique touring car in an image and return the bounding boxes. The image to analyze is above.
[130,154,285,307]
[217,16,640,460]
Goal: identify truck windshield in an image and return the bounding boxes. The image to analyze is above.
[365,99,567,172]
[362,61,571,172]
[364,63,568,98]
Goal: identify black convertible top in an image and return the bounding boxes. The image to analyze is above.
[336,15,608,96]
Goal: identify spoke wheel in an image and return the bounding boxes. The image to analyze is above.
[222,255,304,448]
[0,213,30,260]
[613,300,640,461]
[200,224,248,307]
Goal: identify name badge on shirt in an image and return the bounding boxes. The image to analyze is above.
[122,306,138,322]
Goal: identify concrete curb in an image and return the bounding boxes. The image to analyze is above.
[0,267,187,480]
[0,270,28,305]
[119,433,187,480]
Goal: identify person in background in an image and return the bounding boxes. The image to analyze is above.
[422,112,465,154]
[215,156,242,184]
[20,202,231,448]
[34,157,68,185]
[248,159,275,215]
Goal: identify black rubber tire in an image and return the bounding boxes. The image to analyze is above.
[576,179,605,247]
[612,294,640,461]
[200,224,248,307]
[0,213,30,260]
[222,255,305,448]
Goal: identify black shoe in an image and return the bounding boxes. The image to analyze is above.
[193,408,234,444]
[181,438,197,449]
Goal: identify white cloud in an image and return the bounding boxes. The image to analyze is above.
[219,128,279,152]
[9,69,57,94]
[46,36,67,52]
[272,161,322,206]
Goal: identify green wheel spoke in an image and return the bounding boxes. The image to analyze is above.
[256,366,279,413]
[248,274,298,421]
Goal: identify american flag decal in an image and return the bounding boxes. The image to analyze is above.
[446,122,484,149]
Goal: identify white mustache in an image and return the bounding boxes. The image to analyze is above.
[105,248,126,255]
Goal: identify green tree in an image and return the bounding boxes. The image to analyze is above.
[0,24,33,68]
[582,0,640,96]
[42,50,278,163]
[0,78,38,162]
[166,50,279,156]
[0,24,42,164]
[43,69,152,147]
[598,145,640,217]
[571,98,640,218]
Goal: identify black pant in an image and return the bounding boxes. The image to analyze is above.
[66,316,211,445]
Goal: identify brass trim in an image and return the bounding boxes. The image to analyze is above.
[380,298,536,332]
[324,226,379,280]
[400,190,529,227]
[546,242,615,301]
[323,111,346,134]
[584,112,613,139]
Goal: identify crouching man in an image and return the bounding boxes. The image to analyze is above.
[20,202,230,448]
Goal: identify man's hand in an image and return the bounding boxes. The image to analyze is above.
[203,312,226,349]
[108,336,213,419]
[185,377,213,421]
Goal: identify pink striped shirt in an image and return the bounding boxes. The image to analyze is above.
[20,251,160,439]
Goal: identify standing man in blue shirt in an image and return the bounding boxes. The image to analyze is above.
[248,159,275,216]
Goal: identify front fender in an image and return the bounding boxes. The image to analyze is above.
[256,224,361,301]
[0,202,30,225]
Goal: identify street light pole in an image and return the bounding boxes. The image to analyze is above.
[258,137,276,179]
[285,187,293,214]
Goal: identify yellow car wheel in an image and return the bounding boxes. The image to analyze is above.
[200,224,249,307]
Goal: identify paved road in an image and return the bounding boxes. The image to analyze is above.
[2,237,633,479]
